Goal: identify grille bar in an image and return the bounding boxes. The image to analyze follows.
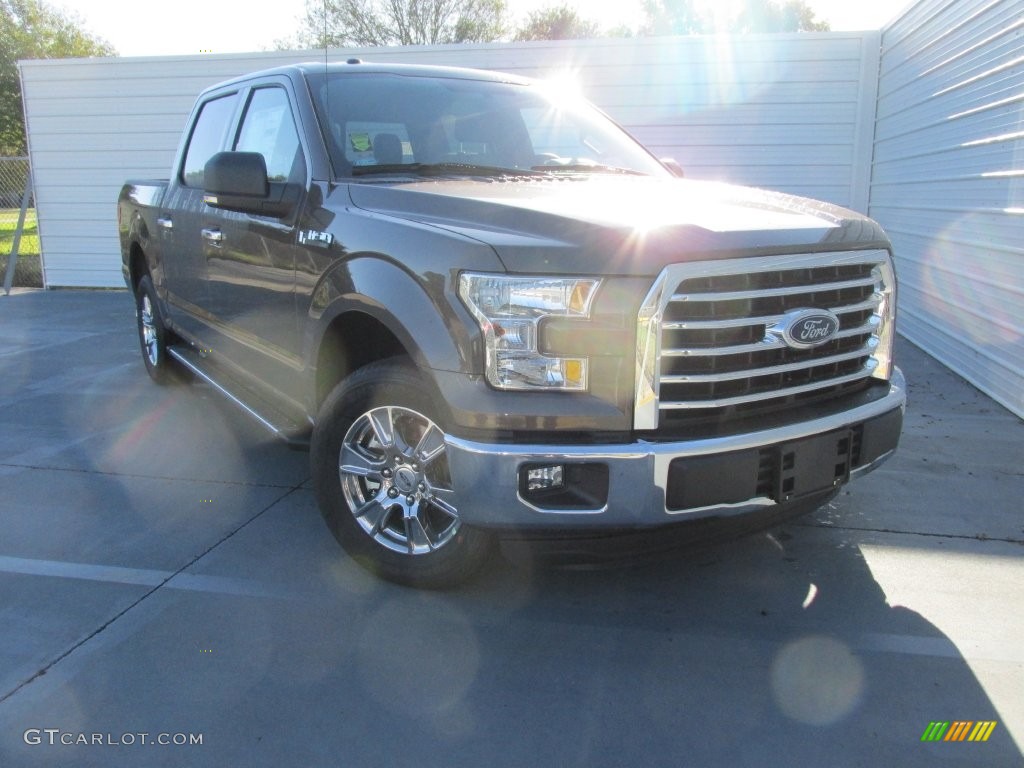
[661,347,875,384]
[669,276,877,303]
[659,364,878,410]
[662,297,882,331]
[662,318,880,358]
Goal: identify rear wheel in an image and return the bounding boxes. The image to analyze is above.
[312,360,492,588]
[135,275,175,384]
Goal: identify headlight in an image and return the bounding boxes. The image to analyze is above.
[458,273,600,391]
[871,259,897,381]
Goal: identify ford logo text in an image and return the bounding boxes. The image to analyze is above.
[775,310,841,350]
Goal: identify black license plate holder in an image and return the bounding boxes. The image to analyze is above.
[774,428,854,502]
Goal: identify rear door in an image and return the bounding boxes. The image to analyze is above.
[159,91,241,338]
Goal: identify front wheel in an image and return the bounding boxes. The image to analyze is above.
[311,360,493,588]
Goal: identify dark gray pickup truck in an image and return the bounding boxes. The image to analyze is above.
[118,61,904,587]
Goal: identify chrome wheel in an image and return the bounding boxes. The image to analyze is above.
[314,360,492,587]
[339,405,460,555]
[135,274,175,385]
[139,293,159,367]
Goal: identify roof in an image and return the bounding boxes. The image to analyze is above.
[203,59,532,94]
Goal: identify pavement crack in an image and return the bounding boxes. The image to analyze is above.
[798,521,1024,545]
[0,461,305,489]
[0,482,305,705]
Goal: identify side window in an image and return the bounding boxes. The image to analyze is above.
[181,93,239,188]
[234,87,306,183]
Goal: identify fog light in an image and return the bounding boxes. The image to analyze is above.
[526,464,564,491]
[519,463,611,511]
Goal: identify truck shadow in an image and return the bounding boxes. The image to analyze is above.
[347,520,1021,766]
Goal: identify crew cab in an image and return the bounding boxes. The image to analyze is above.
[118,61,905,587]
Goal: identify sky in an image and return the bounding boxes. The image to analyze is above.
[51,0,910,58]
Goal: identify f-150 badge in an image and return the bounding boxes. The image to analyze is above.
[299,230,334,248]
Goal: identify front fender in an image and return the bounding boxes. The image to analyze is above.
[304,254,482,378]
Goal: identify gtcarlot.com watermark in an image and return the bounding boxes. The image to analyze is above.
[24,728,203,747]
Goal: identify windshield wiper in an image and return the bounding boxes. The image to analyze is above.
[352,162,545,178]
[530,162,647,176]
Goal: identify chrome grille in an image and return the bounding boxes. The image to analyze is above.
[635,251,896,430]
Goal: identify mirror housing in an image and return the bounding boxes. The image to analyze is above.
[203,151,298,218]
[660,158,685,178]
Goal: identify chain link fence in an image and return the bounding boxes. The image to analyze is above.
[1,157,42,289]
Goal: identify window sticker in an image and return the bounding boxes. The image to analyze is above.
[350,133,372,153]
[344,122,412,165]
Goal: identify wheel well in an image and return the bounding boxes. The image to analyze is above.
[316,312,409,407]
[128,243,147,290]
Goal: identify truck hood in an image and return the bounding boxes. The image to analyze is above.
[347,176,888,275]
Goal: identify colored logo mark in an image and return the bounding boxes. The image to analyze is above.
[350,133,372,153]
[921,721,997,742]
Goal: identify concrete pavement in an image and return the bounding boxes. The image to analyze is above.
[0,289,1021,766]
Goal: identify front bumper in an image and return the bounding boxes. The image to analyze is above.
[445,368,905,529]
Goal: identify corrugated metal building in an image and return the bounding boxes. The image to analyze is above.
[870,0,1023,417]
[16,7,1024,417]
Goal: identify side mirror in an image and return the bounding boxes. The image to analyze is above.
[660,158,685,178]
[203,151,298,218]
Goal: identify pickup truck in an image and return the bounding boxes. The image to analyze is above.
[118,61,905,587]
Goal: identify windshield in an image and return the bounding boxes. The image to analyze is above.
[306,71,670,179]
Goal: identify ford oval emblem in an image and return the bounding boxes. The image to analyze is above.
[778,309,840,349]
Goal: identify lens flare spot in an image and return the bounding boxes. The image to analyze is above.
[919,212,1021,346]
[771,636,864,725]
[108,397,175,463]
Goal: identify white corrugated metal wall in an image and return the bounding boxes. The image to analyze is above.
[19,33,879,288]
[870,0,1024,417]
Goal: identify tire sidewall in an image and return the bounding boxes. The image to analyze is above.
[135,275,172,384]
[311,360,491,588]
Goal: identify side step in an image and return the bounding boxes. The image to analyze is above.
[167,346,311,451]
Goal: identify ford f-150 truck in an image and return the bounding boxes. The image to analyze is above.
[118,61,905,587]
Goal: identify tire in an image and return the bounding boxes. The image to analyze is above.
[311,359,493,588]
[135,275,176,384]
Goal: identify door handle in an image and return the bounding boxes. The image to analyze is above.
[201,228,224,245]
[156,217,173,230]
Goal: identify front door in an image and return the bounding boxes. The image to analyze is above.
[204,85,308,405]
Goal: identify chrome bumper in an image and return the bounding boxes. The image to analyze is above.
[444,368,905,528]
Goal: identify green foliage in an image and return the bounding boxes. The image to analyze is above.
[641,0,708,35]
[733,0,830,32]
[0,207,39,254]
[514,5,600,41]
[282,0,509,49]
[641,0,829,36]
[1,0,115,155]
[604,24,637,39]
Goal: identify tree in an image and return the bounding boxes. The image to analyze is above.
[641,0,828,36]
[733,0,830,32]
[605,24,638,39]
[283,0,508,49]
[1,0,115,155]
[514,5,600,41]
[640,0,708,36]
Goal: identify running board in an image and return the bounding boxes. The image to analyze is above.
[167,346,311,450]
